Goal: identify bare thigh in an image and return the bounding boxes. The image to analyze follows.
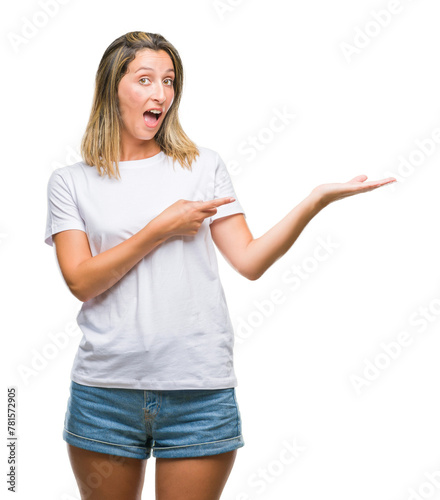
[67,443,147,500]
[155,449,237,500]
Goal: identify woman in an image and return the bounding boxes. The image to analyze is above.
[45,31,396,499]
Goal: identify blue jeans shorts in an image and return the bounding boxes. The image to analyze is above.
[63,381,245,460]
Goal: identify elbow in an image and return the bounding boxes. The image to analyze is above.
[69,281,90,302]
[71,287,88,302]
[58,262,93,302]
[247,271,263,281]
[240,265,263,281]
[237,243,263,281]
[246,274,260,281]
[75,292,89,303]
[237,256,264,281]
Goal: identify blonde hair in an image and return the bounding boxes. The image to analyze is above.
[80,31,199,179]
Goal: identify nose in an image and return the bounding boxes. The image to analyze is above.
[152,82,167,104]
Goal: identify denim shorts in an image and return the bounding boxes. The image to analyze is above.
[63,381,245,459]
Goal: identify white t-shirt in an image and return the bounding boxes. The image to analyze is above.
[45,146,246,390]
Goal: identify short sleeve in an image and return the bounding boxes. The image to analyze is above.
[209,153,246,224]
[44,169,86,247]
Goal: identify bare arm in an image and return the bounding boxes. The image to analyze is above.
[53,197,235,302]
[210,174,397,280]
[210,193,323,281]
[245,192,324,280]
[53,219,169,302]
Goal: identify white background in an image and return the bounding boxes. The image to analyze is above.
[2,0,440,498]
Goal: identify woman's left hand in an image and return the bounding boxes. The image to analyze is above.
[311,175,397,208]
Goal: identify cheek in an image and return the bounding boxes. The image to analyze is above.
[131,88,146,107]
[122,87,145,110]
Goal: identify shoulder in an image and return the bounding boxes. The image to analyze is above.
[192,146,222,169]
[197,145,218,158]
[47,161,89,191]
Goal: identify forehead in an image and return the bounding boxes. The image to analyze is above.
[128,49,174,71]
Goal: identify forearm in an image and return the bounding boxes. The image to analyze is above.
[244,191,325,280]
[73,217,171,302]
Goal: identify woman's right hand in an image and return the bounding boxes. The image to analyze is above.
[155,197,236,237]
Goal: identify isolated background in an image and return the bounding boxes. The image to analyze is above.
[2,0,440,498]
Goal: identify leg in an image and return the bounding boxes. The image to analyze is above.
[67,443,147,500]
[155,449,237,500]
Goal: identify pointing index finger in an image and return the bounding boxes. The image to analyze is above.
[204,197,236,208]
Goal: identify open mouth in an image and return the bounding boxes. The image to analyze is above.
[143,110,162,127]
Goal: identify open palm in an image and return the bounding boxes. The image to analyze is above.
[312,175,397,206]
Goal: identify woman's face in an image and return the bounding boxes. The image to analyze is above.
[117,48,175,145]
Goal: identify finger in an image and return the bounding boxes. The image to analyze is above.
[379,177,397,185]
[201,197,236,208]
[349,175,368,183]
[360,177,397,188]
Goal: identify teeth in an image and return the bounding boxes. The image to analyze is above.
[147,109,161,114]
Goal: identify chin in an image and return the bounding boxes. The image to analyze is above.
[135,129,157,140]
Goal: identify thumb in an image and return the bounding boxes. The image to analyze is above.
[349,174,368,183]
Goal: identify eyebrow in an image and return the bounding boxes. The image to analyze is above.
[135,66,175,74]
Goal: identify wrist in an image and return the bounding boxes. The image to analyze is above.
[147,216,174,243]
[307,188,328,213]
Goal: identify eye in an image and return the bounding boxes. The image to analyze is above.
[139,77,174,86]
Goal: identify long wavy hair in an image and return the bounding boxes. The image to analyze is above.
[80,31,199,179]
